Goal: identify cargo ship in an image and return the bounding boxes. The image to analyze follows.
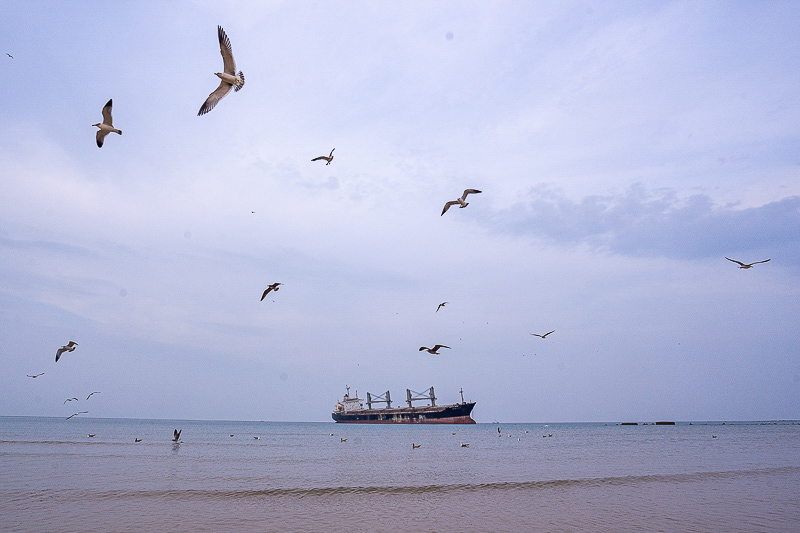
[332,386,476,424]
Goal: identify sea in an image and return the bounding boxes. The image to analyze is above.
[2,417,799,532]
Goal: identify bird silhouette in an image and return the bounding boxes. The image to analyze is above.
[173,429,182,442]
[64,397,79,404]
[198,26,245,115]
[436,302,448,312]
[55,341,78,362]
[86,392,100,400]
[27,373,45,378]
[419,344,451,355]
[441,189,482,216]
[261,283,282,301]
[92,99,122,147]
[66,411,88,420]
[725,257,771,269]
[311,148,335,165]
[531,330,555,339]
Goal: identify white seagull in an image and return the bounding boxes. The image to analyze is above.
[419,344,451,355]
[441,189,482,216]
[725,257,771,269]
[311,148,335,165]
[55,341,78,362]
[92,99,122,148]
[261,282,282,301]
[531,330,555,339]
[198,26,245,116]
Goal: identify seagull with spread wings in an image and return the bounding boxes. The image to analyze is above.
[419,344,451,355]
[311,148,335,165]
[436,302,448,313]
[173,429,182,442]
[441,189,482,216]
[92,99,122,148]
[27,373,45,378]
[725,257,771,269]
[64,397,78,404]
[86,392,100,400]
[66,411,88,420]
[198,26,245,116]
[55,341,78,362]
[261,283,282,301]
[531,330,555,339]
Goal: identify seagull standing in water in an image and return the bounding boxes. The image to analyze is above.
[441,189,482,216]
[419,344,451,355]
[725,257,771,269]
[311,148,335,165]
[92,99,122,148]
[198,26,245,116]
[261,283,282,301]
[55,341,78,362]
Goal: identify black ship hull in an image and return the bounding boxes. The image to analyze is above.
[332,402,476,424]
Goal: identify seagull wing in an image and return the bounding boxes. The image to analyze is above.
[55,347,66,362]
[751,259,771,265]
[96,129,110,148]
[198,80,233,116]
[460,189,482,201]
[432,345,451,351]
[725,257,746,267]
[101,99,114,126]
[261,288,271,301]
[311,156,329,162]
[441,200,459,216]
[217,26,237,75]
[542,330,555,337]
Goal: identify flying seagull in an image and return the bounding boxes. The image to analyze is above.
[725,257,771,269]
[261,282,282,301]
[311,148,335,165]
[86,392,100,400]
[419,344,451,355]
[441,189,482,216]
[92,99,122,148]
[64,397,79,404]
[172,429,182,442]
[412,443,421,449]
[198,26,245,116]
[55,341,78,362]
[135,438,142,442]
[27,373,45,378]
[436,302,448,313]
[66,411,88,420]
[531,330,555,339]
[6,53,12,59]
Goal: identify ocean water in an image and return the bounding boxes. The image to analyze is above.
[2,417,799,532]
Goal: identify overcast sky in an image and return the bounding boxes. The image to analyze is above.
[2,1,799,423]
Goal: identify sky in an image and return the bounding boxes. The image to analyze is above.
[1,1,799,423]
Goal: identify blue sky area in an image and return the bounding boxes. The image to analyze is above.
[1,1,799,422]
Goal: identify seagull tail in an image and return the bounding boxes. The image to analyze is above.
[234,71,245,92]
